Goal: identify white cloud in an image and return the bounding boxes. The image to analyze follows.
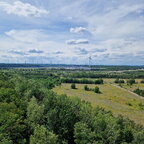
[0,1,49,17]
[0,29,72,60]
[0,0,144,65]
[9,50,26,55]
[28,49,44,54]
[94,38,144,58]
[88,4,144,39]
[70,27,87,33]
[5,29,48,43]
[66,39,89,45]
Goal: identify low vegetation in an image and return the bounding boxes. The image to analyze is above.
[133,88,144,97]
[127,79,136,85]
[71,83,77,89]
[114,78,125,84]
[54,83,144,126]
[94,86,101,93]
[84,85,101,93]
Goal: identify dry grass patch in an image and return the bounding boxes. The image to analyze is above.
[53,83,144,125]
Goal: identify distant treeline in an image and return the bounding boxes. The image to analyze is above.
[0,64,144,71]
[91,65,144,71]
[62,78,104,84]
[66,71,144,79]
[0,63,43,68]
[2,65,144,79]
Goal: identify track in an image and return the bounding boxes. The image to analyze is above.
[111,84,144,99]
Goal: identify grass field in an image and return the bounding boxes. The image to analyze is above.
[80,78,144,91]
[53,83,144,125]
[120,83,144,91]
[104,78,144,91]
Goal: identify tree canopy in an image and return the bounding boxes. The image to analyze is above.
[0,71,144,144]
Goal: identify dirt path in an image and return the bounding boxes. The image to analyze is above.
[111,84,144,99]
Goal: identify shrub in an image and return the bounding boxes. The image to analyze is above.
[114,79,125,84]
[126,102,132,106]
[84,85,89,91]
[138,102,144,110]
[94,86,101,93]
[94,79,104,84]
[127,79,135,85]
[133,88,144,97]
[71,83,76,89]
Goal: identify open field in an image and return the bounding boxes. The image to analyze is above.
[78,78,144,91]
[120,83,144,91]
[102,78,144,91]
[53,83,144,125]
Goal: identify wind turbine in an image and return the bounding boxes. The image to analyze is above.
[88,55,92,68]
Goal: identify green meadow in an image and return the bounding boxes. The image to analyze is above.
[53,82,144,125]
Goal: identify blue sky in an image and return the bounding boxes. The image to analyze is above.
[0,0,144,65]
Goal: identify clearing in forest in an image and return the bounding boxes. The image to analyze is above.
[53,83,144,125]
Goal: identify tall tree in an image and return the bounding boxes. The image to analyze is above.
[27,97,44,128]
[30,125,57,144]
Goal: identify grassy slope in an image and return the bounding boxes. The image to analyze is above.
[120,83,144,91]
[53,83,144,125]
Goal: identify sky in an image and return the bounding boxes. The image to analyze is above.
[0,0,144,65]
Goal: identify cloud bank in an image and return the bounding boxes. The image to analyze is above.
[0,1,49,17]
[0,0,144,65]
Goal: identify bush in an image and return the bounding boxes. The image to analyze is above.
[126,102,132,106]
[133,88,144,97]
[71,83,76,89]
[127,79,135,85]
[84,85,89,91]
[141,80,144,83]
[114,79,125,84]
[94,86,101,93]
[138,103,144,110]
[94,79,104,84]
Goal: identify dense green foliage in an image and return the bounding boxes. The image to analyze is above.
[0,71,144,144]
[62,78,103,84]
[127,79,136,85]
[71,83,76,89]
[94,86,101,93]
[114,79,125,84]
[133,88,144,97]
[65,70,144,79]
[84,85,89,91]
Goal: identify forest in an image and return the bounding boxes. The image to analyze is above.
[0,69,144,144]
